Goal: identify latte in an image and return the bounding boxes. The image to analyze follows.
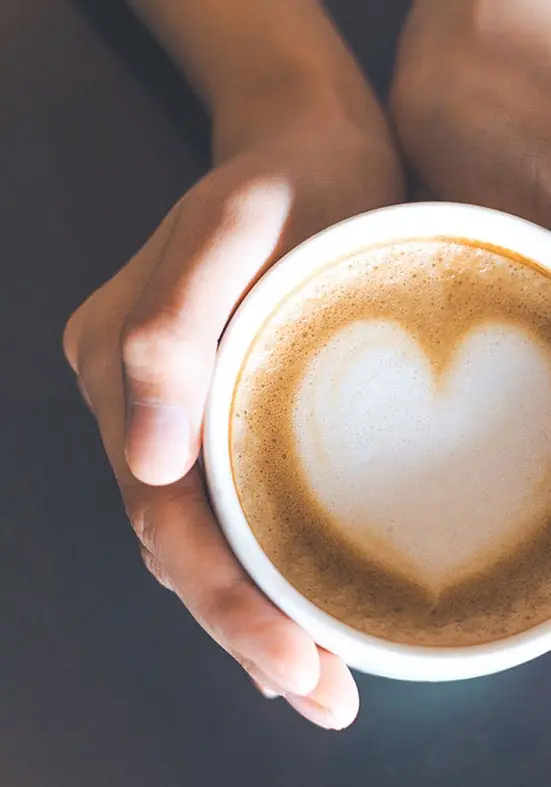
[230,239,551,647]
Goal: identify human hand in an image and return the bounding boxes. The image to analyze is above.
[63,101,403,729]
[392,0,551,227]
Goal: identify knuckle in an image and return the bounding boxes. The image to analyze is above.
[62,293,100,373]
[63,303,91,373]
[122,489,175,591]
[76,343,121,413]
[139,545,173,591]
[121,312,214,394]
[62,316,79,371]
[140,543,157,574]
[121,311,186,379]
[127,501,157,554]
[125,487,180,561]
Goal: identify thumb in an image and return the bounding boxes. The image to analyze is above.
[122,174,292,486]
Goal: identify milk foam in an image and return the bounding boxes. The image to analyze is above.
[230,239,551,646]
[294,320,551,594]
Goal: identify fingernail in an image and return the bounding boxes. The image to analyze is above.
[285,695,344,731]
[245,663,285,695]
[126,401,189,485]
[251,679,280,700]
[245,662,314,698]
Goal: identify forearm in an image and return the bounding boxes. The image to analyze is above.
[129,0,393,154]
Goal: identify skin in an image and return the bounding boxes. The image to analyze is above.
[392,0,551,227]
[63,0,404,730]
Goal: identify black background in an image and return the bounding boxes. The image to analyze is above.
[3,1,551,785]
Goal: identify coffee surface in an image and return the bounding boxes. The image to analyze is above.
[230,239,551,646]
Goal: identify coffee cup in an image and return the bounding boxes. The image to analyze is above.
[204,202,551,681]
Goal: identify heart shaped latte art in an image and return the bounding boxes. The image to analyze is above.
[293,321,551,594]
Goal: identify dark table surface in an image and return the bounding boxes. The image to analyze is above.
[3,1,551,785]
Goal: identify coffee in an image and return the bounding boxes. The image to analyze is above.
[230,239,551,646]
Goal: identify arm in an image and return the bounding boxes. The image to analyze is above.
[392,0,551,223]
[129,0,395,160]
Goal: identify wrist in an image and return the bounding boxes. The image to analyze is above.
[212,44,395,165]
[212,64,345,161]
[213,67,405,210]
[132,0,396,163]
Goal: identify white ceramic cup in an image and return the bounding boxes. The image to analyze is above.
[204,202,551,682]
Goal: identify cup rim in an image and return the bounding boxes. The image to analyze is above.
[204,201,551,681]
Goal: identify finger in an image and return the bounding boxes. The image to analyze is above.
[285,649,360,730]
[122,171,292,486]
[83,338,320,696]
[82,326,356,722]
[76,273,321,699]
[129,465,320,696]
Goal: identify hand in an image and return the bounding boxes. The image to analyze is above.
[392,0,551,227]
[63,103,404,729]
